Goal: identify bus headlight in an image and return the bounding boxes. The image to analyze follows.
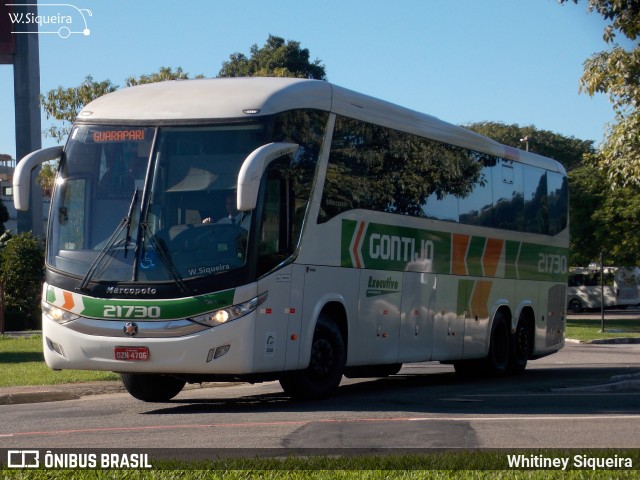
[42,301,80,324]
[190,292,268,327]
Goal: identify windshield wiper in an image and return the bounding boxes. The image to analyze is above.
[78,189,139,292]
[139,222,190,296]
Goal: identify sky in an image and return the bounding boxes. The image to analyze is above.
[0,0,629,160]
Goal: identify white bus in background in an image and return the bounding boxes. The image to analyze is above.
[14,78,569,402]
[567,266,640,313]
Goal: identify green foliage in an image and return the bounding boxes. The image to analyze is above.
[40,67,203,146]
[40,75,118,142]
[218,34,326,80]
[0,232,45,329]
[560,0,640,190]
[0,199,8,235]
[125,66,203,87]
[569,162,640,265]
[36,161,57,195]
[466,121,594,171]
[561,0,640,43]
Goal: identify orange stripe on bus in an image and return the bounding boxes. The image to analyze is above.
[452,234,470,275]
[352,221,366,269]
[61,291,75,310]
[470,280,492,319]
[483,238,504,277]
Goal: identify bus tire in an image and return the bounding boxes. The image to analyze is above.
[120,373,186,402]
[508,316,532,374]
[484,312,510,376]
[568,298,583,314]
[279,314,346,400]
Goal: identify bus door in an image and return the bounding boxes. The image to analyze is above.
[399,271,436,362]
[356,270,402,364]
[431,275,465,361]
[253,159,303,373]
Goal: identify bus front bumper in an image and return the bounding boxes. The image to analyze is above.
[41,314,256,375]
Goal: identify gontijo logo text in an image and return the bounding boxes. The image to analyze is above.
[341,219,568,281]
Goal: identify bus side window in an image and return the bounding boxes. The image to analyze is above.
[257,159,294,277]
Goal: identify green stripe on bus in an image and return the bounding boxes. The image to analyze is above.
[47,285,236,320]
[341,219,568,283]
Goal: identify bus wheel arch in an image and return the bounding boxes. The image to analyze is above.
[508,306,535,374]
[279,303,347,400]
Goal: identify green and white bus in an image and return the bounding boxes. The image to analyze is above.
[15,78,569,401]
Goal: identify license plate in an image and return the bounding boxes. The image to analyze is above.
[114,346,149,361]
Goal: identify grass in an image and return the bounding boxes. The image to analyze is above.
[0,334,118,387]
[2,450,640,478]
[565,317,640,342]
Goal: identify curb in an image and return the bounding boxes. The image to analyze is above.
[0,381,125,405]
[566,337,640,344]
[0,381,246,406]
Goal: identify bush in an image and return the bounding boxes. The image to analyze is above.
[0,232,45,330]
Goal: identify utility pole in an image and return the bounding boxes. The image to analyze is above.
[2,2,43,235]
[600,250,606,333]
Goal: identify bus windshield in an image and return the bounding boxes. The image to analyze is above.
[48,123,267,283]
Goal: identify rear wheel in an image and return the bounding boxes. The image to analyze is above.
[485,312,510,376]
[453,312,510,377]
[279,314,346,400]
[568,298,583,314]
[508,316,532,374]
[120,373,186,402]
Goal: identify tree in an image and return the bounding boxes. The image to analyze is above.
[560,0,640,189]
[218,35,326,80]
[0,232,45,329]
[0,200,8,235]
[38,67,201,188]
[41,75,118,142]
[570,162,640,265]
[125,66,202,87]
[41,67,202,143]
[36,161,57,196]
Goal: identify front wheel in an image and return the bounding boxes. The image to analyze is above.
[279,314,346,400]
[120,373,186,402]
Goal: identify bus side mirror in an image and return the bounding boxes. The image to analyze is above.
[13,146,64,211]
[237,142,299,211]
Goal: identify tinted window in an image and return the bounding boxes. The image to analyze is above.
[523,165,548,234]
[320,116,482,222]
[319,115,567,236]
[492,159,524,231]
[548,171,568,235]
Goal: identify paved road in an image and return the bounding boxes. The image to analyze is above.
[0,342,639,454]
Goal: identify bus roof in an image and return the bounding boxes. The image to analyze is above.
[77,77,565,174]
